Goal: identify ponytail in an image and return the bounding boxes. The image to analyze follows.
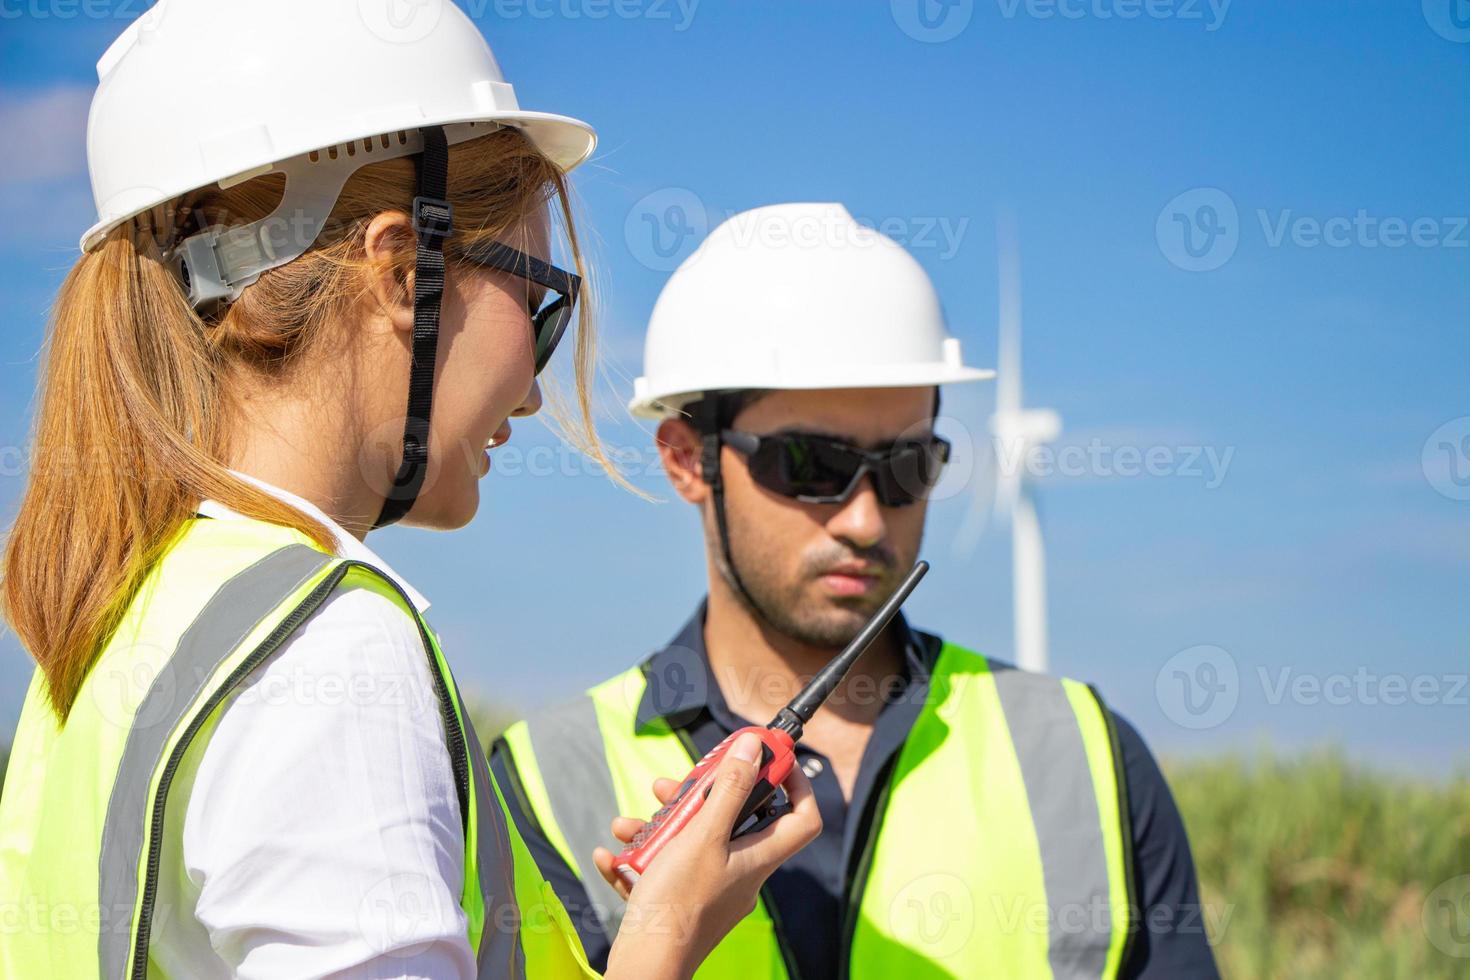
[0,229,333,722]
[3,127,619,721]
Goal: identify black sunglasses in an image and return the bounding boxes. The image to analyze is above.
[721,429,951,507]
[460,240,581,375]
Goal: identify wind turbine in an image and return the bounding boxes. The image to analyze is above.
[976,221,1061,674]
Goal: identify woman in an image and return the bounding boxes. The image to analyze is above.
[0,2,819,978]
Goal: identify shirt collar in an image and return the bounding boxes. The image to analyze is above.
[635,600,939,731]
[196,470,431,614]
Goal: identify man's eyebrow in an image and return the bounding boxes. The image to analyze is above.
[765,426,849,441]
[764,426,933,450]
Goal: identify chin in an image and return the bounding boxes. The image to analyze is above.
[406,477,481,531]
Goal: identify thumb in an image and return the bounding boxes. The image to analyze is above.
[690,731,764,840]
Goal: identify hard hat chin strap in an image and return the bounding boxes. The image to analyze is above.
[375,126,452,529]
[698,394,777,625]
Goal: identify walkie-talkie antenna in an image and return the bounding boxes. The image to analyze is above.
[768,561,929,739]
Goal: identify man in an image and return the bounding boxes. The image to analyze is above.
[491,203,1219,978]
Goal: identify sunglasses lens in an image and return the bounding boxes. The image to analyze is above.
[750,434,863,500]
[874,439,950,506]
[532,299,573,375]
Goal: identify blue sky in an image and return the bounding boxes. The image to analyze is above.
[1,1,1467,773]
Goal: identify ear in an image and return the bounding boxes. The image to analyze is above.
[656,418,709,505]
[362,210,418,334]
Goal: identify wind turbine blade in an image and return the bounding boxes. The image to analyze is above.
[996,211,1022,420]
[953,437,998,557]
[1011,486,1049,673]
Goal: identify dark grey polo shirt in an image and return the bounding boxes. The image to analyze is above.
[490,605,1219,979]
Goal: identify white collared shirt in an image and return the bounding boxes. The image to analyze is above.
[196,470,432,613]
[151,474,475,979]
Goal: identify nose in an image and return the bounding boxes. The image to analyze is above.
[826,473,887,550]
[513,379,543,418]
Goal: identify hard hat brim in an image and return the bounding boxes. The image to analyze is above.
[628,364,996,419]
[79,110,596,252]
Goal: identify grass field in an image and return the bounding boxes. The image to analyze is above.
[1166,751,1470,979]
[1,729,1464,978]
[461,696,1469,977]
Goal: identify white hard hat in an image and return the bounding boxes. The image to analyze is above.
[629,202,993,418]
[82,0,595,302]
[80,0,596,528]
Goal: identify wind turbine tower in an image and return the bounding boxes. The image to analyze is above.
[989,233,1062,674]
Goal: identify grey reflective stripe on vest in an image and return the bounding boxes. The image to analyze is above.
[96,544,529,979]
[524,696,627,941]
[990,666,1114,980]
[453,675,529,978]
[98,544,332,978]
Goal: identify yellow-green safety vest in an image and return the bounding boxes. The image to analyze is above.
[0,515,596,979]
[497,644,1137,980]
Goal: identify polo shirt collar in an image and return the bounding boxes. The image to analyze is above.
[635,600,938,731]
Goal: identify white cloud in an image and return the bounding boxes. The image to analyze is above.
[0,86,97,252]
[0,85,92,186]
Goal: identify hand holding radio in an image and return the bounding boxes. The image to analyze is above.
[597,560,928,980]
[597,731,821,980]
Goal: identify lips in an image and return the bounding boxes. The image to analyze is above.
[821,572,878,597]
[823,562,883,579]
[486,422,513,450]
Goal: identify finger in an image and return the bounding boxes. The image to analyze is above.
[688,731,764,840]
[592,846,633,902]
[779,759,816,813]
[611,815,645,844]
[652,777,683,805]
[730,764,822,864]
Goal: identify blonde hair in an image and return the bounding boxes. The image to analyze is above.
[2,127,608,721]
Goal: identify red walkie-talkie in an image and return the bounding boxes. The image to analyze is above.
[614,561,929,887]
